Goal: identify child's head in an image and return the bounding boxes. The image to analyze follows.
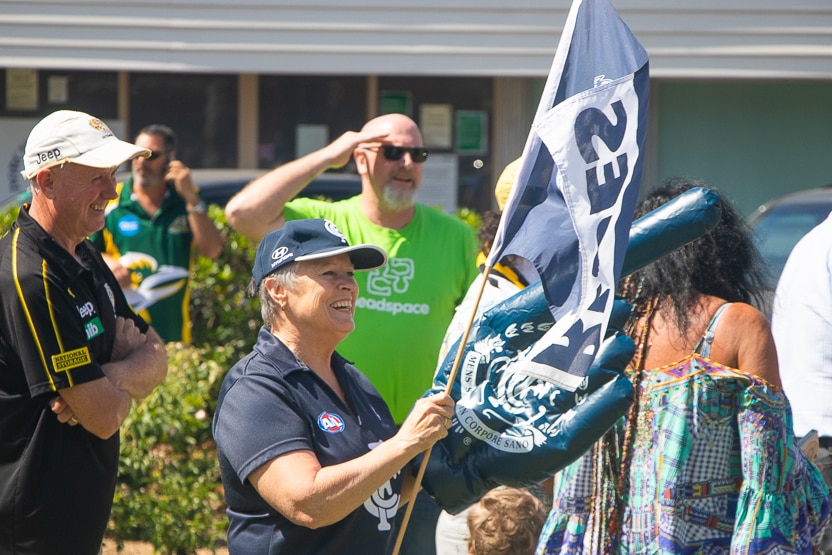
[466,487,547,555]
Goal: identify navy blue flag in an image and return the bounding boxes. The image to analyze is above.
[486,0,649,389]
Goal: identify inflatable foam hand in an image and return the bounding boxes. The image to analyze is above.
[423,326,635,513]
[422,189,722,512]
[432,293,631,467]
[430,281,557,462]
[430,189,720,460]
[432,280,552,396]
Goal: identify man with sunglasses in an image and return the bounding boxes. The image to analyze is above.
[89,124,223,343]
[225,113,478,555]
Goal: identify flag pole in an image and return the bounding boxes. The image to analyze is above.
[391,265,492,555]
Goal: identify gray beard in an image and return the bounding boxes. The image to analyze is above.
[382,184,416,211]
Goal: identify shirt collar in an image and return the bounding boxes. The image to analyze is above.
[14,205,95,279]
[252,326,351,378]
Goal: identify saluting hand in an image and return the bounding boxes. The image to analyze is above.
[322,128,391,170]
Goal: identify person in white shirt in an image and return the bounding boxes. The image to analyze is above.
[771,210,832,552]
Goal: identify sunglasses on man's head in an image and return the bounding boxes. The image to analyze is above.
[367,145,429,164]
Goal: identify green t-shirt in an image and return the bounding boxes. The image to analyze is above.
[284,196,478,423]
[89,177,195,343]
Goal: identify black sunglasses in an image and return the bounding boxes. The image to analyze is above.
[368,145,429,164]
[146,150,168,160]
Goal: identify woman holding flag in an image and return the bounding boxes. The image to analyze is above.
[212,219,454,554]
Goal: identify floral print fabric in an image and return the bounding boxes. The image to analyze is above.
[536,354,830,554]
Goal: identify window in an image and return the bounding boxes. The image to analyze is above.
[129,73,238,168]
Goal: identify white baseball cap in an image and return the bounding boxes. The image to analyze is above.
[20,110,150,180]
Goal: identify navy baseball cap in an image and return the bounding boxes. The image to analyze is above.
[252,219,387,285]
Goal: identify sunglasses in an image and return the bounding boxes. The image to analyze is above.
[146,150,168,160]
[367,145,429,164]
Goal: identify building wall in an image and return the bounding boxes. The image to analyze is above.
[655,80,832,215]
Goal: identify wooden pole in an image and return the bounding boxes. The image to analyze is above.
[391,266,492,555]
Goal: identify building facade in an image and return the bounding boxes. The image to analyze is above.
[1,0,831,214]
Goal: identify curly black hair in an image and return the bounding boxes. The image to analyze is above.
[620,176,770,336]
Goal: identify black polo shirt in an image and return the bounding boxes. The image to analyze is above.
[213,327,404,554]
[0,207,148,554]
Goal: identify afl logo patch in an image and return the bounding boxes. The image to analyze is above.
[117,215,141,237]
[317,411,345,434]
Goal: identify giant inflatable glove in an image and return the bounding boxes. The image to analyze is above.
[421,187,721,513]
[422,308,634,513]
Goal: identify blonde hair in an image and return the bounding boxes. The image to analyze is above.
[466,487,547,555]
[493,158,521,211]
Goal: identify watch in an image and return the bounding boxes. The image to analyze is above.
[187,200,207,215]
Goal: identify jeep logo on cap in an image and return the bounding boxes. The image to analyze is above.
[35,148,62,165]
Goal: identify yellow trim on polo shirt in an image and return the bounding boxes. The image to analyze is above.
[12,229,57,390]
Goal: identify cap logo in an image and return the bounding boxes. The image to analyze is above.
[270,245,292,269]
[89,117,113,138]
[324,220,348,244]
[35,148,62,166]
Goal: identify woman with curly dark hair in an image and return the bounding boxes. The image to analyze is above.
[536,178,830,554]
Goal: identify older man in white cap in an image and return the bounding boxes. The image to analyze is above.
[0,110,168,554]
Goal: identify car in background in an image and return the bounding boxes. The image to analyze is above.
[747,185,832,312]
[188,168,362,207]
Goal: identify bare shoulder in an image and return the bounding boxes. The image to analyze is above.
[716,302,782,387]
[719,302,771,340]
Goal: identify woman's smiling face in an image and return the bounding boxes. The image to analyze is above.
[283,254,359,339]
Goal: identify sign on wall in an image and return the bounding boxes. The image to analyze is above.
[417,153,458,213]
[455,110,488,154]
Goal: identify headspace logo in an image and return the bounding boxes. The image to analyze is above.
[360,257,429,316]
[356,297,429,316]
[367,259,414,296]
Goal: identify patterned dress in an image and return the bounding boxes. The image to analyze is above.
[536,304,830,554]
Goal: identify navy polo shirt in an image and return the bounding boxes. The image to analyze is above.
[213,327,404,554]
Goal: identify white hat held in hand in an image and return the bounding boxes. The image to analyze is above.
[21,110,150,180]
